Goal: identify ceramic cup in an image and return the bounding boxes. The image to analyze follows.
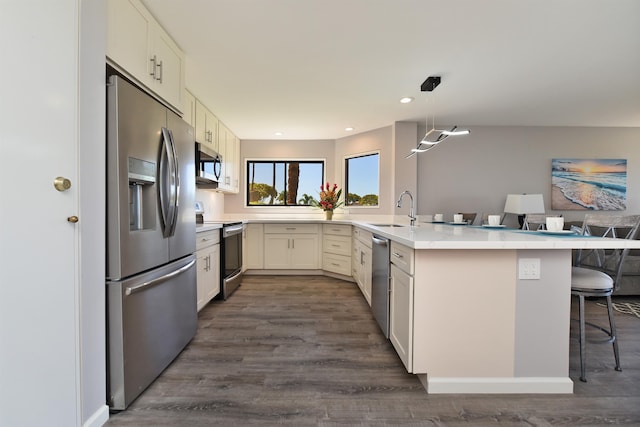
[488,215,501,226]
[454,214,464,223]
[434,214,444,222]
[546,217,564,232]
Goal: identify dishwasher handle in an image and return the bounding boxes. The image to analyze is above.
[372,235,389,246]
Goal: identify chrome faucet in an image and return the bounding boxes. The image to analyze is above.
[396,190,416,226]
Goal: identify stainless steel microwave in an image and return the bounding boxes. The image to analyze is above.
[195,143,221,187]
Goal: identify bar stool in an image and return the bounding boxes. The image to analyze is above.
[571,214,640,382]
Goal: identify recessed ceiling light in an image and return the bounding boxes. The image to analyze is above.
[345,127,354,132]
[274,131,283,136]
[400,97,414,104]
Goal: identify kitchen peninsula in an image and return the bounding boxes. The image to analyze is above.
[241,219,640,394]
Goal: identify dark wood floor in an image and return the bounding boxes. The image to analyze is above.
[107,275,640,426]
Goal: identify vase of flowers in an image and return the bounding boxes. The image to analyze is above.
[312,182,343,220]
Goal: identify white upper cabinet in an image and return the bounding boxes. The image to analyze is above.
[107,0,185,112]
[217,121,239,194]
[183,90,196,128]
[195,100,219,151]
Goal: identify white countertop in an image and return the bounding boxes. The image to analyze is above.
[233,218,640,250]
[195,223,223,233]
[353,222,640,250]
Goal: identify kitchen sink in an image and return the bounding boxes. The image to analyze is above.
[370,223,406,227]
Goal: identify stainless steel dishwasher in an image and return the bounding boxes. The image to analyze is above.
[371,234,390,338]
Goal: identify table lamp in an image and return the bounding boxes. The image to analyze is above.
[504,194,545,229]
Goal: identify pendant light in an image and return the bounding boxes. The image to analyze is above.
[406,76,470,158]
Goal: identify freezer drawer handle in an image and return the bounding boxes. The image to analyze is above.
[125,259,196,296]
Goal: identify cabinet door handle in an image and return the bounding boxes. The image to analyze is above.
[149,55,157,78]
[291,239,295,249]
[156,60,163,83]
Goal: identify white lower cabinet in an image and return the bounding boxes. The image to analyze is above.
[389,241,414,371]
[196,229,220,311]
[263,224,319,269]
[244,223,264,269]
[322,224,352,276]
[352,227,373,305]
[389,263,414,371]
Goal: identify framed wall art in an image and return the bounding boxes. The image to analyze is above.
[551,158,627,210]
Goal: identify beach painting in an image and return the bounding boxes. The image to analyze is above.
[551,158,627,210]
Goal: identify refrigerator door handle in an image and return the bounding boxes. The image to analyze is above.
[160,128,178,237]
[168,129,180,237]
[125,259,196,296]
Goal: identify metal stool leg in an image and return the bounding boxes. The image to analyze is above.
[605,295,622,372]
[578,294,587,382]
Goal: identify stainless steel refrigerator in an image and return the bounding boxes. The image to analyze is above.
[106,76,197,410]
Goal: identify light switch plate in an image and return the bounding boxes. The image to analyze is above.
[519,258,541,280]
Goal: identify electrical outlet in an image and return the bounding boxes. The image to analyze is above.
[519,258,541,280]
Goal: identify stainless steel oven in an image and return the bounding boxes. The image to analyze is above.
[219,222,244,299]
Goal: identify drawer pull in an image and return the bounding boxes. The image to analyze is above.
[286,227,296,230]
[392,252,403,259]
[331,263,341,267]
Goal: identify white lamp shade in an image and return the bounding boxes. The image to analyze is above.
[504,194,545,214]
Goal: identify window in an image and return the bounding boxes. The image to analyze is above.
[246,160,325,206]
[345,153,379,207]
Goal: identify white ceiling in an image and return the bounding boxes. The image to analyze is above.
[142,0,640,140]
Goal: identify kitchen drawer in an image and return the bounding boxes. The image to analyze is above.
[390,241,414,275]
[264,223,319,234]
[324,235,351,256]
[196,229,220,251]
[323,253,351,276]
[353,227,373,248]
[323,223,351,236]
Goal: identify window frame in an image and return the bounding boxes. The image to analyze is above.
[245,158,326,207]
[344,151,380,209]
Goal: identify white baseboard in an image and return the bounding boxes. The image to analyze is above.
[83,405,110,427]
[418,375,574,394]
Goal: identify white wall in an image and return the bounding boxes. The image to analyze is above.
[416,126,640,227]
[79,0,108,425]
[0,1,107,426]
[335,126,394,216]
[393,122,418,218]
[225,125,640,227]
[224,139,335,217]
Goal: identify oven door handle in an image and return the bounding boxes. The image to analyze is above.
[224,269,243,283]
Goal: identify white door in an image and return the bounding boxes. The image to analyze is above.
[0,1,106,425]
